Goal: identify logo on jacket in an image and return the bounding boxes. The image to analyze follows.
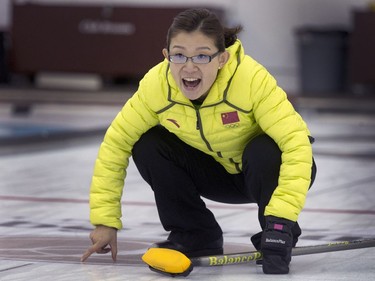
[221,111,239,126]
[166,119,180,128]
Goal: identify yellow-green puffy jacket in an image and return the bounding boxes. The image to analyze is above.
[90,40,313,229]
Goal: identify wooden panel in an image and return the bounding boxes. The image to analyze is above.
[348,11,375,84]
[11,3,223,79]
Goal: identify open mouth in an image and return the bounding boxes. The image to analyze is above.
[182,78,201,89]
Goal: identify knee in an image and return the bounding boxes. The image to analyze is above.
[132,125,165,160]
[242,134,281,172]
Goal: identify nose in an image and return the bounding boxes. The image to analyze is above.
[183,58,197,70]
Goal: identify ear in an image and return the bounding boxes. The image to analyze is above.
[218,51,230,68]
[162,48,169,60]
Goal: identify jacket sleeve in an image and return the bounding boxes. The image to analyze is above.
[89,77,159,229]
[250,66,313,222]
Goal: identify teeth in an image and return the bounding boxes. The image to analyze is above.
[184,78,199,81]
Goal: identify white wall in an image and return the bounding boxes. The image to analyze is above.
[235,0,370,93]
[0,0,371,92]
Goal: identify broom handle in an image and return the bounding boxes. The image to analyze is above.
[191,238,375,267]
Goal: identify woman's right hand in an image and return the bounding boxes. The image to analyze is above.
[81,225,118,262]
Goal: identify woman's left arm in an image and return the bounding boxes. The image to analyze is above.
[251,68,313,222]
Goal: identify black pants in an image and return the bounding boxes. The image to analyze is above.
[132,126,316,249]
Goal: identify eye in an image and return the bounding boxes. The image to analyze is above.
[196,54,208,59]
[174,53,186,58]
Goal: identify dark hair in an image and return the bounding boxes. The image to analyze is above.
[166,8,243,52]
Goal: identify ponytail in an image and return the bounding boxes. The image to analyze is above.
[224,26,243,48]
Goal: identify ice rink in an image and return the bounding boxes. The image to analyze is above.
[0,88,374,280]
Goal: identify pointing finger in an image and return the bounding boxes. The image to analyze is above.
[81,240,108,262]
[81,247,95,262]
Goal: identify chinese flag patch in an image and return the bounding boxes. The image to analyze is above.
[221,111,239,125]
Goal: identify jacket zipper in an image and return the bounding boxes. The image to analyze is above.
[195,109,214,152]
[195,110,201,130]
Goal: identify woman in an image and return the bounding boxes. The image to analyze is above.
[81,8,317,275]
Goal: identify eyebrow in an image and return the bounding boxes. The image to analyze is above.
[170,45,212,51]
